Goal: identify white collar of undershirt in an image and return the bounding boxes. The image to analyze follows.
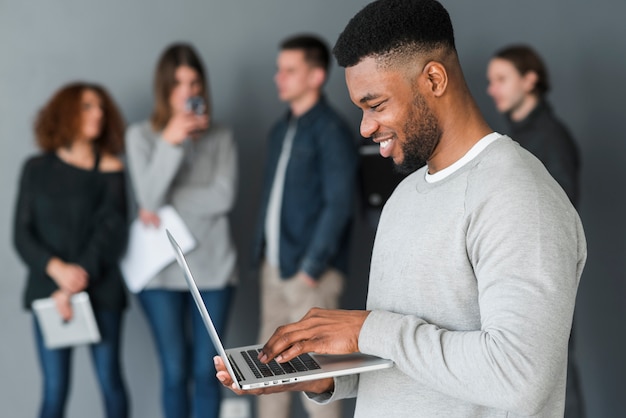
[425,132,502,183]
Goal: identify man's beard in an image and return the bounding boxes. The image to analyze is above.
[394,93,442,175]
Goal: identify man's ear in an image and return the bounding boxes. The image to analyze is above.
[522,71,539,94]
[309,67,326,90]
[423,61,448,97]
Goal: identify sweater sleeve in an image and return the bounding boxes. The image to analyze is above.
[76,171,129,281]
[125,123,185,212]
[13,159,54,277]
[305,375,359,404]
[358,170,586,416]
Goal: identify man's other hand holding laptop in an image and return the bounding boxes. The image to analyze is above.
[214,307,369,395]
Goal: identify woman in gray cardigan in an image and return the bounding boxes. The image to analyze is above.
[125,43,238,418]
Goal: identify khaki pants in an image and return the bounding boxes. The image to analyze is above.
[257,261,344,418]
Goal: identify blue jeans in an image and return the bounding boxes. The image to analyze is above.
[33,310,129,418]
[137,287,232,418]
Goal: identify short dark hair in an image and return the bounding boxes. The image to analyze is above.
[333,0,456,68]
[280,34,330,74]
[151,42,211,131]
[35,82,125,154]
[493,45,550,97]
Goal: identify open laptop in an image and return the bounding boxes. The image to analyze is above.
[166,230,393,390]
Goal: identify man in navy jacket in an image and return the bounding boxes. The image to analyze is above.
[250,34,358,418]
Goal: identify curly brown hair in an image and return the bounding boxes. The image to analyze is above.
[34,82,125,154]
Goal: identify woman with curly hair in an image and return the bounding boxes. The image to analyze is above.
[13,82,130,418]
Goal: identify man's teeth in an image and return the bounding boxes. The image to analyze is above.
[380,139,393,149]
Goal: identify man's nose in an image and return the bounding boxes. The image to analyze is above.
[360,113,378,139]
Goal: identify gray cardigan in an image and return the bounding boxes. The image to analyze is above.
[125,121,238,290]
[314,137,586,417]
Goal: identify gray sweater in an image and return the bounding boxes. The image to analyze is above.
[125,121,238,290]
[325,137,586,417]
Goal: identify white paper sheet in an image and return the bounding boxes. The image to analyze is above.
[120,206,196,293]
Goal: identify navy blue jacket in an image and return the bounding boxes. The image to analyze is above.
[252,97,358,279]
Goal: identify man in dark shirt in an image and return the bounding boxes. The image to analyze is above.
[487,44,584,417]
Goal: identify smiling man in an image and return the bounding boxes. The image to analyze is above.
[216,1,587,417]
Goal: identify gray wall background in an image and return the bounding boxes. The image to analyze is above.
[1,0,625,417]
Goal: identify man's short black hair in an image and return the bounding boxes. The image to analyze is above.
[281,34,330,74]
[333,0,456,68]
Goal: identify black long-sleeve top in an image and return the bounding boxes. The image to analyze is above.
[507,100,581,207]
[13,152,128,311]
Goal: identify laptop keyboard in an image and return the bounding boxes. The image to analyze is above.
[240,348,321,379]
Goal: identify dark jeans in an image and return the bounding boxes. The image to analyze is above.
[137,287,232,418]
[33,310,128,418]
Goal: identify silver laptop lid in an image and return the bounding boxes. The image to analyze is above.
[166,229,241,389]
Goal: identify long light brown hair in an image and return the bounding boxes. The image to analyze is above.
[493,45,550,97]
[34,82,125,154]
[150,43,211,131]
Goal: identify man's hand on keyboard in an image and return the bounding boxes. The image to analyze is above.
[258,308,370,364]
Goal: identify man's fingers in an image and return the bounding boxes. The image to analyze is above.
[274,340,317,363]
[259,308,369,365]
[214,356,268,395]
[260,325,316,362]
[259,309,342,361]
[262,331,335,364]
[214,356,243,394]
